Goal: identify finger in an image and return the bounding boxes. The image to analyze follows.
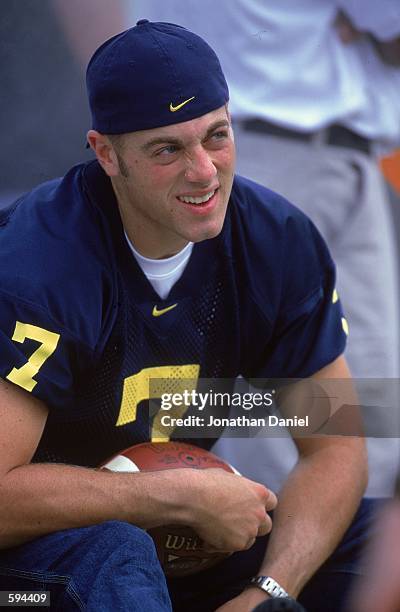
[255,484,277,510]
[257,513,273,536]
[244,537,256,550]
[265,489,278,511]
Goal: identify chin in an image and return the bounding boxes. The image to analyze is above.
[191,222,225,244]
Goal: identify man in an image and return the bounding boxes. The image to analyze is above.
[0,21,369,612]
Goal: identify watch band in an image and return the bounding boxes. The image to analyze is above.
[249,575,289,598]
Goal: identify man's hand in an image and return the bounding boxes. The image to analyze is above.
[215,588,269,611]
[335,11,362,44]
[187,468,277,552]
[335,9,400,65]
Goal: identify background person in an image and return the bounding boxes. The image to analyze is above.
[349,497,400,612]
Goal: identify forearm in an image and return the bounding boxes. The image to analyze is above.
[258,439,367,598]
[0,463,190,549]
[0,462,276,552]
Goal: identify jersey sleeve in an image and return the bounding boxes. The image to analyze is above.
[0,289,95,410]
[244,210,348,380]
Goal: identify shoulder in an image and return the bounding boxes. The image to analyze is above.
[0,162,116,348]
[227,174,324,264]
[225,176,345,378]
[229,174,310,233]
[224,174,335,315]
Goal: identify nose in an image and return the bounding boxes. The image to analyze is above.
[184,146,217,184]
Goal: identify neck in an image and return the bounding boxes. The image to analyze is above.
[125,227,190,260]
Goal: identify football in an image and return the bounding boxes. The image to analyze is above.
[100,441,236,576]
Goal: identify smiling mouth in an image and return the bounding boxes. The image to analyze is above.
[177,189,217,205]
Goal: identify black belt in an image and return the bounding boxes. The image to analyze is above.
[241,119,371,155]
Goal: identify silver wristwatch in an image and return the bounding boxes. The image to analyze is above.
[249,575,289,598]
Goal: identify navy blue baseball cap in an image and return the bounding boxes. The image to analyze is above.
[86,19,229,134]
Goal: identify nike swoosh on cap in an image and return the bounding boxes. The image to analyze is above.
[169,97,195,112]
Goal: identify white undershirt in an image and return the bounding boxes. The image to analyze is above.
[124,231,194,299]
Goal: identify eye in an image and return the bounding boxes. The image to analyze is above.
[155,145,179,157]
[207,130,230,147]
[211,130,229,140]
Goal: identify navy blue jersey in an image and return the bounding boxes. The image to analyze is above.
[0,161,346,466]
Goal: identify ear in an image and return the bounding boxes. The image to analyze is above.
[86,130,119,177]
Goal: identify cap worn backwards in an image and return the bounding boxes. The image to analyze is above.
[86,19,229,135]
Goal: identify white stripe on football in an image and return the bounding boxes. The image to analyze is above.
[102,455,140,472]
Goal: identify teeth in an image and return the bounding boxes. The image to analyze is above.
[178,190,215,205]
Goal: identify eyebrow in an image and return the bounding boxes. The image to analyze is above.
[140,119,230,152]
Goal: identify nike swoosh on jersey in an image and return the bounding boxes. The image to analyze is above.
[169,97,195,112]
[152,303,178,317]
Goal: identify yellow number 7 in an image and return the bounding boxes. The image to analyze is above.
[6,322,60,392]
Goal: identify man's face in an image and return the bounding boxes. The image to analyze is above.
[110,106,235,259]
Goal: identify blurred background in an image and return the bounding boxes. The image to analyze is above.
[0,0,126,205]
[2,0,400,497]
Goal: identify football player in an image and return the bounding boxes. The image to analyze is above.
[0,20,372,612]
